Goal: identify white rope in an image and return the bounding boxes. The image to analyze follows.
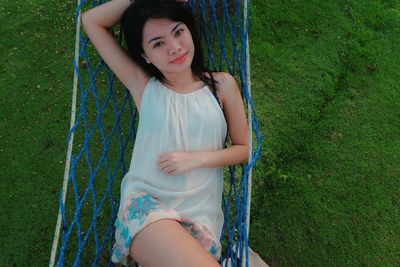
[49,2,82,266]
[244,0,252,266]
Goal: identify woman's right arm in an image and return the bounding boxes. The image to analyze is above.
[81,0,149,108]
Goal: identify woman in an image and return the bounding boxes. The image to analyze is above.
[81,0,249,266]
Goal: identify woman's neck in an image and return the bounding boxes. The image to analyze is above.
[163,69,201,92]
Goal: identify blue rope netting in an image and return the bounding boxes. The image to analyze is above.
[55,0,261,266]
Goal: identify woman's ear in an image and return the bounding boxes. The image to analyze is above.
[142,53,151,64]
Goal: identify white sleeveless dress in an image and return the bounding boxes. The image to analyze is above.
[112,77,227,264]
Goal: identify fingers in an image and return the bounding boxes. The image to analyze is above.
[157,158,168,165]
[157,154,175,175]
[158,152,172,164]
[159,163,176,175]
[164,167,176,176]
[157,154,171,168]
[157,152,188,176]
[159,161,175,172]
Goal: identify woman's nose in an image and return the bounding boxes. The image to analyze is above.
[169,39,182,55]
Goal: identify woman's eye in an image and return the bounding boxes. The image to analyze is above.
[175,29,184,37]
[153,42,163,48]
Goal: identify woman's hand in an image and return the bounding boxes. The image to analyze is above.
[157,151,203,176]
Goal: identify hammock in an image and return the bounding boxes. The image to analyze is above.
[49,0,261,266]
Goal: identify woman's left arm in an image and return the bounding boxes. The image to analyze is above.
[196,72,249,167]
[158,73,248,175]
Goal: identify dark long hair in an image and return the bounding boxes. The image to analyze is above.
[120,0,218,91]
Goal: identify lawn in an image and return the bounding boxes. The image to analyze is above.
[1,0,399,266]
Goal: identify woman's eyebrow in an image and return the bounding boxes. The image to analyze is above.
[170,22,183,33]
[147,22,184,44]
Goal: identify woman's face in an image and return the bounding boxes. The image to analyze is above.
[141,18,195,76]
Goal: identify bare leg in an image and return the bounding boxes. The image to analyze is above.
[130,219,220,267]
[249,247,269,267]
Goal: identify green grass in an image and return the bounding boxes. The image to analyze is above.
[1,0,399,266]
[1,1,76,266]
[249,1,400,266]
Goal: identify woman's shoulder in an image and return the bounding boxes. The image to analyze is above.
[210,72,239,98]
[212,72,236,87]
[202,72,238,110]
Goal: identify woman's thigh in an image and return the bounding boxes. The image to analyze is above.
[130,219,220,267]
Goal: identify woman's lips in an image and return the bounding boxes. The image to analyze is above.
[171,52,188,64]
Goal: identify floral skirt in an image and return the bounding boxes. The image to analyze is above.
[111,192,221,266]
